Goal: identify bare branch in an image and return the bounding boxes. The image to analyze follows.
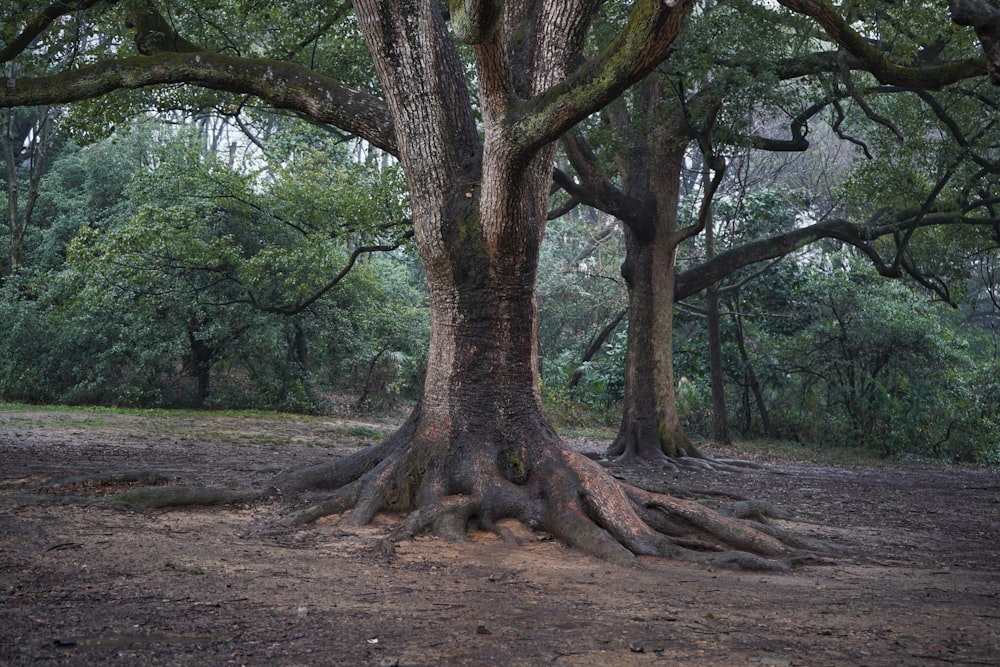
[251,229,414,316]
[830,99,873,159]
[838,53,904,141]
[0,0,107,64]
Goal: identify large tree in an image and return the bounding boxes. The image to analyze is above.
[1,0,987,565]
[554,0,999,463]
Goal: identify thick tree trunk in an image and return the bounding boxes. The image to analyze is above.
[608,218,697,460]
[41,0,816,567]
[327,0,634,557]
[604,133,707,462]
[270,0,810,565]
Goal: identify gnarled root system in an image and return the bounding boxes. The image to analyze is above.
[30,423,829,570]
[267,433,831,570]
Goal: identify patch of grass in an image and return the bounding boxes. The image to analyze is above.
[706,437,903,467]
[555,424,617,441]
[346,425,382,439]
[0,403,394,451]
[5,402,988,468]
[0,402,313,422]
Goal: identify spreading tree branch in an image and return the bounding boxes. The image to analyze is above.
[556,133,652,229]
[510,0,693,153]
[0,52,397,154]
[0,0,107,64]
[676,218,857,300]
[778,0,986,87]
[0,2,398,154]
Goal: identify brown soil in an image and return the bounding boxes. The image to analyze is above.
[1,408,998,666]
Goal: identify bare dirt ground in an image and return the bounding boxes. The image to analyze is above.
[1,408,998,666]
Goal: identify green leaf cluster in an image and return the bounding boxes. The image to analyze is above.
[0,118,425,412]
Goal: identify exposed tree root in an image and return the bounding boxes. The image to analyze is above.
[2,470,171,492]
[603,439,764,473]
[19,426,832,569]
[106,485,268,511]
[265,438,832,570]
[12,470,269,511]
[659,455,762,473]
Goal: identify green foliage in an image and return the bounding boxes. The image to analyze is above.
[309,253,429,411]
[537,206,627,417]
[0,272,183,406]
[0,119,426,413]
[752,256,999,463]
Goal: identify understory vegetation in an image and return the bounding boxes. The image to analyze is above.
[3,112,999,467]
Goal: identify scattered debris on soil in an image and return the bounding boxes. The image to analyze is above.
[1,409,998,665]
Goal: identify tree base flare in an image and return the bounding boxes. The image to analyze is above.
[26,427,832,570]
[605,428,764,472]
[266,430,831,569]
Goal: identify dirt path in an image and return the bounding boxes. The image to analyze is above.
[1,409,998,666]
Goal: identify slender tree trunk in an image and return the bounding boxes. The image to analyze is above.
[292,321,309,371]
[3,108,49,278]
[568,309,626,394]
[703,182,732,445]
[187,328,215,405]
[3,109,22,277]
[706,283,732,444]
[730,295,772,435]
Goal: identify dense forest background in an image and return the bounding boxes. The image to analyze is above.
[3,111,998,465]
[2,1,999,467]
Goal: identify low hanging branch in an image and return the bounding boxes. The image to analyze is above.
[248,228,414,316]
[568,309,627,393]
